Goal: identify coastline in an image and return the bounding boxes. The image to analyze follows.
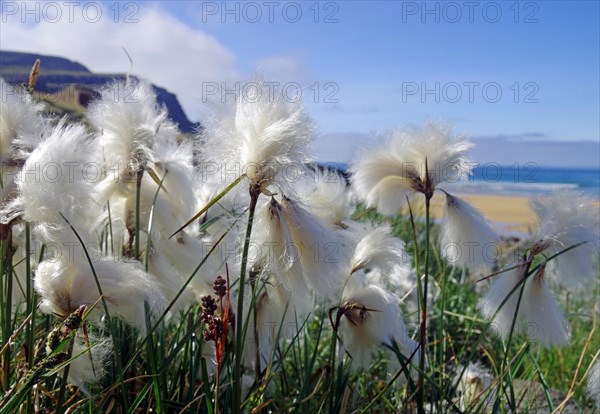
[425,192,536,235]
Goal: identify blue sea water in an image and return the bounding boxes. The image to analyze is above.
[443,165,600,199]
[329,163,600,199]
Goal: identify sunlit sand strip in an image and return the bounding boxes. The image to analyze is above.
[409,192,536,235]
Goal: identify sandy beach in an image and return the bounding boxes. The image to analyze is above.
[422,192,536,235]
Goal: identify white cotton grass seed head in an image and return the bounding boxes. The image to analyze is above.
[251,198,311,299]
[454,362,496,411]
[146,247,198,312]
[127,159,196,236]
[531,191,600,290]
[350,145,418,216]
[479,262,571,346]
[153,231,225,299]
[521,269,570,346]
[292,167,353,225]
[280,196,351,299]
[350,223,412,289]
[478,265,525,340]
[339,283,418,368]
[89,80,179,194]
[250,196,348,315]
[35,258,165,330]
[243,280,297,368]
[0,122,100,230]
[350,121,472,216]
[440,192,500,272]
[64,336,112,395]
[201,79,314,192]
[146,139,197,229]
[151,160,196,228]
[588,356,600,410]
[0,78,48,213]
[0,78,47,163]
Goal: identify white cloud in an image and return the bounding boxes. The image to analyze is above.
[0,4,239,121]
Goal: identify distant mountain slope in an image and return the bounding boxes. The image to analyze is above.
[0,51,89,72]
[0,50,199,133]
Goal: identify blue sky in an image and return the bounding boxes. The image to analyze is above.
[1,0,599,165]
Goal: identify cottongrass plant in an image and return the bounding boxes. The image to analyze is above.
[453,362,496,411]
[477,190,599,411]
[439,192,500,273]
[349,122,502,412]
[479,191,600,346]
[589,355,600,410]
[335,282,419,368]
[0,69,598,414]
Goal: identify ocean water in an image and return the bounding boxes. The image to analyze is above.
[443,166,600,198]
[330,163,600,199]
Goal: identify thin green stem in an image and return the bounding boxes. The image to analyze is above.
[328,311,340,414]
[117,219,237,379]
[134,169,144,260]
[416,195,431,414]
[145,302,163,412]
[497,261,530,411]
[406,198,422,306]
[55,342,74,414]
[145,170,168,272]
[250,274,261,385]
[107,200,114,256]
[406,197,425,409]
[25,223,35,413]
[233,184,260,412]
[59,212,130,408]
[170,174,245,239]
[437,265,450,396]
[1,225,13,393]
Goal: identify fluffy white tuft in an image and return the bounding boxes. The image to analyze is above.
[479,264,571,346]
[588,357,600,410]
[454,362,496,411]
[521,272,570,346]
[88,80,179,197]
[200,80,313,191]
[244,279,297,368]
[1,123,100,235]
[126,158,197,236]
[339,283,418,368]
[252,199,311,299]
[280,196,351,299]
[440,192,500,272]
[531,191,600,290]
[350,223,412,289]
[478,265,525,339]
[152,231,225,299]
[35,257,165,329]
[350,146,417,216]
[65,336,112,395]
[145,246,198,312]
[0,78,47,163]
[292,167,353,225]
[350,122,472,216]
